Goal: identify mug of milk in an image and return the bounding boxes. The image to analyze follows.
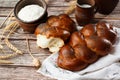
[75,0,97,26]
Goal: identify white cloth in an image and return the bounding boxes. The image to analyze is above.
[37,27,120,80]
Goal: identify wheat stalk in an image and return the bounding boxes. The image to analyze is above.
[45,0,49,4]
[26,35,41,68]
[0,22,22,60]
[5,22,23,55]
[0,60,13,64]
[0,21,17,43]
[0,53,17,60]
[0,11,14,41]
[0,9,13,29]
[64,0,76,14]
[5,39,23,55]
[4,21,17,32]
[0,22,16,50]
[0,9,23,64]
[0,49,6,54]
[0,45,3,50]
[6,12,14,26]
[0,10,14,50]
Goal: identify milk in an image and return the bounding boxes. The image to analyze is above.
[80,4,92,8]
[18,5,44,22]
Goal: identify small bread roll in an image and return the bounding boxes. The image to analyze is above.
[35,14,76,53]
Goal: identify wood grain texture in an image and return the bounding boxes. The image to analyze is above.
[0,66,55,80]
[0,0,120,80]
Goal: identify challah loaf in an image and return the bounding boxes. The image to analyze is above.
[57,22,117,71]
[35,14,77,53]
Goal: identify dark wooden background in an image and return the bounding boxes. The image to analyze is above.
[0,0,120,80]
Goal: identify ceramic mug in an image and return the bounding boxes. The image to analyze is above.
[75,0,96,26]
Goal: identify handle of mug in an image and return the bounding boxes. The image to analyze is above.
[94,5,98,13]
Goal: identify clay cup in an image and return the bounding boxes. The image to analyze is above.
[75,0,96,26]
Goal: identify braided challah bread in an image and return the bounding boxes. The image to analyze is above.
[57,22,117,71]
[35,14,77,52]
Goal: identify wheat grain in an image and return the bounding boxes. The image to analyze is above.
[0,45,3,49]
[0,22,14,50]
[0,22,23,60]
[33,58,41,68]
[0,10,14,51]
[0,49,6,54]
[6,12,14,26]
[0,21,17,43]
[5,39,23,55]
[64,0,76,14]
[0,13,15,39]
[45,0,49,4]
[4,21,18,32]
[0,22,19,56]
[0,60,13,64]
[0,10,23,61]
[0,53,18,60]
[6,22,18,37]
[5,23,23,55]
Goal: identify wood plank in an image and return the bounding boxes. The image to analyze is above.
[0,0,120,8]
[0,6,120,19]
[0,16,120,27]
[0,0,120,80]
[0,53,50,66]
[0,66,56,80]
[0,0,120,19]
[0,39,51,54]
[0,0,18,8]
[0,0,69,8]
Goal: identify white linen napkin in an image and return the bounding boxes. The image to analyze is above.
[37,27,120,80]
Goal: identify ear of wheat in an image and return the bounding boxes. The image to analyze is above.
[64,0,76,14]
[45,0,49,4]
[5,38,23,55]
[26,34,41,68]
[4,22,23,55]
[0,21,23,62]
[0,45,3,50]
[0,60,13,64]
[0,9,13,29]
[0,10,14,51]
[0,10,14,50]
[0,53,17,60]
[0,10,23,64]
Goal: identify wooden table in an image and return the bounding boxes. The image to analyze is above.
[0,0,120,80]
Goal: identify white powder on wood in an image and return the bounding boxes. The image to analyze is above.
[18,5,44,22]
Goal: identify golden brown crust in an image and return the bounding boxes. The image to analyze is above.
[96,22,117,44]
[57,45,88,71]
[85,36,112,56]
[57,22,117,71]
[74,45,98,63]
[35,14,77,41]
[69,31,86,47]
[81,24,96,37]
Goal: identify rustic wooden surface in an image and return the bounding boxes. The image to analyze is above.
[0,0,120,80]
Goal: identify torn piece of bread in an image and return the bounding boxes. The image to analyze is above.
[35,14,76,53]
[37,34,64,53]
